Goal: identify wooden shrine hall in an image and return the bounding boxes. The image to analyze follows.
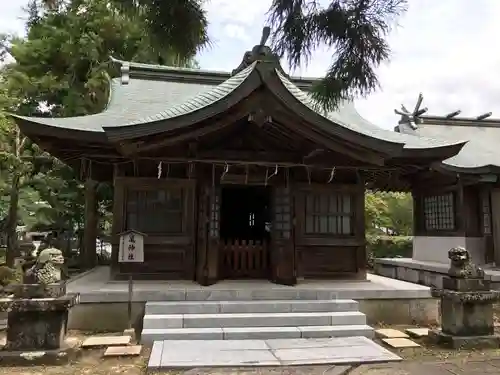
[11,33,467,285]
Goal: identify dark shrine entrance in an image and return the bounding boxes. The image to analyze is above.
[219,185,271,279]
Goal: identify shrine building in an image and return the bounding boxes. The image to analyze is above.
[375,98,500,285]
[11,40,466,285]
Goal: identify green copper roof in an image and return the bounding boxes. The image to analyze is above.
[276,70,464,151]
[11,55,464,159]
[116,62,255,127]
[12,63,256,134]
[399,121,500,172]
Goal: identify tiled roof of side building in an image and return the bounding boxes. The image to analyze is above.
[399,119,500,173]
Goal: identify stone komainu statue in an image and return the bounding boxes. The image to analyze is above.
[447,246,485,279]
[24,248,65,285]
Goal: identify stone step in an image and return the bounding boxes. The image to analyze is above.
[141,324,374,343]
[145,299,359,315]
[142,311,367,330]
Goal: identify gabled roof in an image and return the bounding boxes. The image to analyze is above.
[396,99,500,174]
[11,42,465,164]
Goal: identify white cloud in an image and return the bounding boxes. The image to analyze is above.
[2,0,499,130]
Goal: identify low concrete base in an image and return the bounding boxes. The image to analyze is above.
[0,339,80,366]
[374,258,500,289]
[66,267,439,331]
[429,329,500,349]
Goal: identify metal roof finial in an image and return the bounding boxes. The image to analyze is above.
[445,110,461,119]
[394,92,428,130]
[477,112,492,120]
[259,26,271,46]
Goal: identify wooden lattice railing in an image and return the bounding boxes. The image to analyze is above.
[221,239,268,278]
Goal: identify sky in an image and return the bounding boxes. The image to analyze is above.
[1,0,499,129]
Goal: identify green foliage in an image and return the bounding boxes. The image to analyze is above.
[0,0,200,267]
[365,191,413,236]
[267,0,407,111]
[366,235,412,268]
[109,0,210,62]
[0,265,16,287]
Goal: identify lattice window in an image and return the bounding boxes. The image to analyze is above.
[275,188,292,239]
[423,192,455,231]
[482,192,492,235]
[304,192,353,235]
[126,188,183,234]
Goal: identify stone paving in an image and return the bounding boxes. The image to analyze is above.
[349,359,500,375]
[153,358,500,375]
[148,337,401,369]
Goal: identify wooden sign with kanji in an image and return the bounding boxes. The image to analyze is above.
[118,229,145,263]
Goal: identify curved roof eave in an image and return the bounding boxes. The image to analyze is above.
[10,115,108,142]
[267,68,467,157]
[398,141,467,161]
[102,62,261,141]
[434,162,500,175]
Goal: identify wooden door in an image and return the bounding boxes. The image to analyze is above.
[196,185,220,285]
[270,186,296,285]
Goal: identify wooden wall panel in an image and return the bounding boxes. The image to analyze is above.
[110,177,196,280]
[296,246,359,278]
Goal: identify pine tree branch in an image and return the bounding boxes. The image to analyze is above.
[267,0,407,110]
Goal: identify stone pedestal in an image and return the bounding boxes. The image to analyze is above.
[0,283,80,365]
[430,276,500,349]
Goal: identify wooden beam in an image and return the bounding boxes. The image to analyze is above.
[272,111,386,166]
[122,96,264,155]
[196,150,301,163]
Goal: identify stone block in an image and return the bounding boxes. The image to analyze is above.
[9,283,67,299]
[405,328,429,338]
[429,329,500,349]
[443,277,490,292]
[141,328,223,343]
[123,328,136,342]
[441,298,494,336]
[375,329,408,339]
[299,325,374,339]
[6,309,68,351]
[81,335,131,348]
[223,326,301,340]
[182,312,334,328]
[382,338,420,348]
[0,337,79,366]
[142,314,183,329]
[146,301,220,315]
[104,345,142,357]
[148,341,163,369]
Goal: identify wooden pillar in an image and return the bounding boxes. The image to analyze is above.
[82,179,98,269]
[354,174,367,279]
[110,177,126,277]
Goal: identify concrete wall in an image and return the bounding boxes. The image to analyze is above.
[67,298,439,331]
[413,236,485,264]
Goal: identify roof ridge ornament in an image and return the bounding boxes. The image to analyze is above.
[231,26,287,77]
[394,93,428,130]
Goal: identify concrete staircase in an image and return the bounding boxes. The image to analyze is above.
[141,299,373,343]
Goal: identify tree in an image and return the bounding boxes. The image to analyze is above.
[0,0,201,266]
[0,90,41,266]
[267,0,407,110]
[365,191,413,236]
[40,0,406,111]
